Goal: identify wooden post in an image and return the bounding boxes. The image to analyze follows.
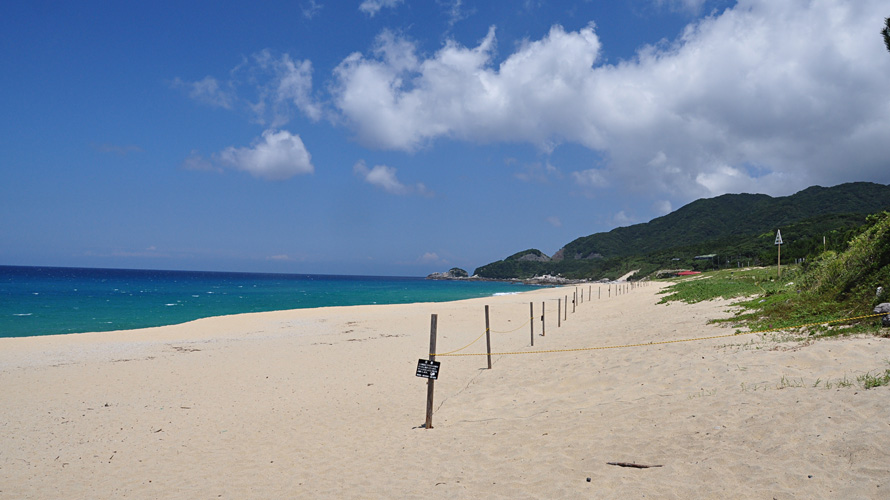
[558,298,561,327]
[425,314,437,429]
[541,301,545,337]
[609,285,611,297]
[599,287,601,299]
[573,291,576,313]
[484,305,492,370]
[564,295,567,321]
[529,302,534,346]
[777,243,781,278]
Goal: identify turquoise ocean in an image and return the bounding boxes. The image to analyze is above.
[0,266,540,338]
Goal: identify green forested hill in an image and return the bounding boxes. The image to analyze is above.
[474,182,890,280]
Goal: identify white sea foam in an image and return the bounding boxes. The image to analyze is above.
[492,292,520,296]
[13,313,33,316]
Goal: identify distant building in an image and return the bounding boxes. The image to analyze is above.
[694,254,717,260]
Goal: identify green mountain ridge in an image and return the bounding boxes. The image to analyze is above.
[474,182,890,280]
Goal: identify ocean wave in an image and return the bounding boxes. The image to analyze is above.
[13,313,33,316]
[492,292,520,296]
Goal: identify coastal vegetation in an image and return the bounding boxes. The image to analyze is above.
[658,211,890,337]
[474,182,890,281]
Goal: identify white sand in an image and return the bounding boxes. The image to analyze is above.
[1,282,889,498]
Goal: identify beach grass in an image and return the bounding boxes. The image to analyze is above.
[657,265,885,337]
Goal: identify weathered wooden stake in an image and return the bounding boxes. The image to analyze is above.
[484,305,492,369]
[425,314,437,429]
[558,298,561,327]
[573,291,576,313]
[564,295,568,321]
[599,286,601,299]
[541,301,545,337]
[529,302,534,346]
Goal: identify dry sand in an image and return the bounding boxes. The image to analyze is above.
[1,282,889,498]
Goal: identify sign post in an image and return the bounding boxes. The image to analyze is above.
[423,314,438,428]
[775,229,783,278]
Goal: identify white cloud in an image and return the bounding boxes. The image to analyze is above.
[547,216,562,227]
[359,0,403,17]
[572,168,608,187]
[419,252,441,263]
[182,150,217,172]
[215,129,314,180]
[353,160,431,196]
[330,0,890,201]
[174,51,321,127]
[515,160,561,183]
[332,24,601,151]
[172,76,235,109]
[652,200,672,215]
[250,50,322,125]
[613,210,636,227]
[301,0,322,19]
[442,0,470,28]
[654,0,708,14]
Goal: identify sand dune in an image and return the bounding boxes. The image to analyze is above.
[2,282,888,498]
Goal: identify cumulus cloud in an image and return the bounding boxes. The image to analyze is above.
[359,0,403,17]
[547,216,562,227]
[332,24,601,151]
[215,129,314,180]
[331,0,890,201]
[353,160,431,196]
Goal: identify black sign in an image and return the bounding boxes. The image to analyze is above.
[416,359,440,380]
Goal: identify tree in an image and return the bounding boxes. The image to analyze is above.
[883,18,890,53]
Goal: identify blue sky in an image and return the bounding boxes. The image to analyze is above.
[2,0,889,276]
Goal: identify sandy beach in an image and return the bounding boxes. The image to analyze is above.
[2,282,889,498]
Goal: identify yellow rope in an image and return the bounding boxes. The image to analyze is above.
[431,312,886,357]
[435,329,490,356]
[436,316,535,356]
[489,316,533,334]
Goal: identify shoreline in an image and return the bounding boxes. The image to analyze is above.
[2,282,889,498]
[1,268,545,339]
